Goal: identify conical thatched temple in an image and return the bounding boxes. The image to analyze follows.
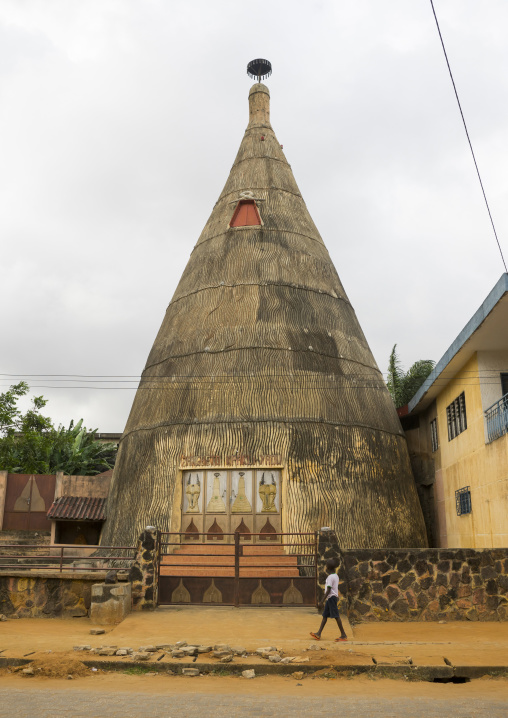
[102,73,427,549]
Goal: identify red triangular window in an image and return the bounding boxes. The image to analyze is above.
[230,200,261,227]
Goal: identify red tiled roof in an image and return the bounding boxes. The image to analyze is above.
[47,496,106,521]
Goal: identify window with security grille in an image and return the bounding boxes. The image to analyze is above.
[446,392,467,441]
[430,418,439,452]
[455,486,471,516]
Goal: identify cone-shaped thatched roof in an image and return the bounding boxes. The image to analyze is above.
[101,83,427,548]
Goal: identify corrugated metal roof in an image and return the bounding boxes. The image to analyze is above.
[47,496,106,522]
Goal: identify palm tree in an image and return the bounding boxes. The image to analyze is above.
[387,345,435,408]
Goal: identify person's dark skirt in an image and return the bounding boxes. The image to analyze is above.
[322,595,340,618]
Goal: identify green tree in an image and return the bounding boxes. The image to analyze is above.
[387,345,435,408]
[0,381,52,436]
[0,383,117,475]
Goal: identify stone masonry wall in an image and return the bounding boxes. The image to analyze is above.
[0,571,103,618]
[317,530,508,622]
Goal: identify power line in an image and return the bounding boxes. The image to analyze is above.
[430,0,507,273]
[0,369,504,379]
[0,379,504,391]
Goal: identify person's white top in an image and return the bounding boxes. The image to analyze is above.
[325,572,339,598]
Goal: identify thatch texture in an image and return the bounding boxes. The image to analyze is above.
[101,83,427,548]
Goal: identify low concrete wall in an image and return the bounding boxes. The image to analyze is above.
[55,471,112,499]
[0,571,107,618]
[89,581,132,625]
[317,531,508,622]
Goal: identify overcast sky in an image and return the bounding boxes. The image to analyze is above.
[2,0,507,432]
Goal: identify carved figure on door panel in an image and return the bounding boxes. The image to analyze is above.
[258,472,277,512]
[185,472,201,512]
[232,472,252,513]
[206,472,226,513]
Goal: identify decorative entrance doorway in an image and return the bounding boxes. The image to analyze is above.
[158,467,317,606]
[181,468,281,543]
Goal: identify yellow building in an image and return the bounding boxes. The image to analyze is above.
[403,273,508,548]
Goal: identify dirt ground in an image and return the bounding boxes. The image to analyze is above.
[1,671,508,702]
[1,606,508,668]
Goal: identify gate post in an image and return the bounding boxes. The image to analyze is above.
[129,526,159,610]
[317,528,348,616]
[314,530,319,608]
[234,531,240,607]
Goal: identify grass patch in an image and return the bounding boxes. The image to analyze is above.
[123,666,155,676]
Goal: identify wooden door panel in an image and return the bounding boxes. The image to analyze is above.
[3,475,31,530]
[3,474,55,531]
[180,468,282,544]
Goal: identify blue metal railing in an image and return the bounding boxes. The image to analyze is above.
[485,392,508,443]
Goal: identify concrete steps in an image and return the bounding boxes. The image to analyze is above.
[159,566,300,578]
[169,544,288,555]
[163,555,297,566]
[0,530,51,561]
[0,529,51,545]
[160,542,301,578]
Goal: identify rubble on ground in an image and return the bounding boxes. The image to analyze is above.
[132,652,151,661]
[12,639,322,667]
[212,650,232,659]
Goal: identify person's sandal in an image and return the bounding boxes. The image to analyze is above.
[310,632,320,640]
[335,637,348,641]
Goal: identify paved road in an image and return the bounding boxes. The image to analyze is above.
[1,688,506,718]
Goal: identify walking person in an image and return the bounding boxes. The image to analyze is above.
[310,558,347,641]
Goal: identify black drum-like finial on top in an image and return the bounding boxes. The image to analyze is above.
[247,58,272,82]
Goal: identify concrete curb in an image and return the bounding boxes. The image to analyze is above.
[75,660,508,680]
[1,656,507,680]
[0,658,30,668]
[81,661,507,680]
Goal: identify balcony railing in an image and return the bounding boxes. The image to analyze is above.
[485,393,508,444]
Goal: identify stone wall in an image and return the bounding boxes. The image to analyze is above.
[129,527,159,610]
[0,571,105,618]
[0,528,154,618]
[317,530,508,622]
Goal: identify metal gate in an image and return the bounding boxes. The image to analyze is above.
[2,474,55,531]
[158,531,317,607]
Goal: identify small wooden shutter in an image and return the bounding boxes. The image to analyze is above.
[230,200,261,227]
